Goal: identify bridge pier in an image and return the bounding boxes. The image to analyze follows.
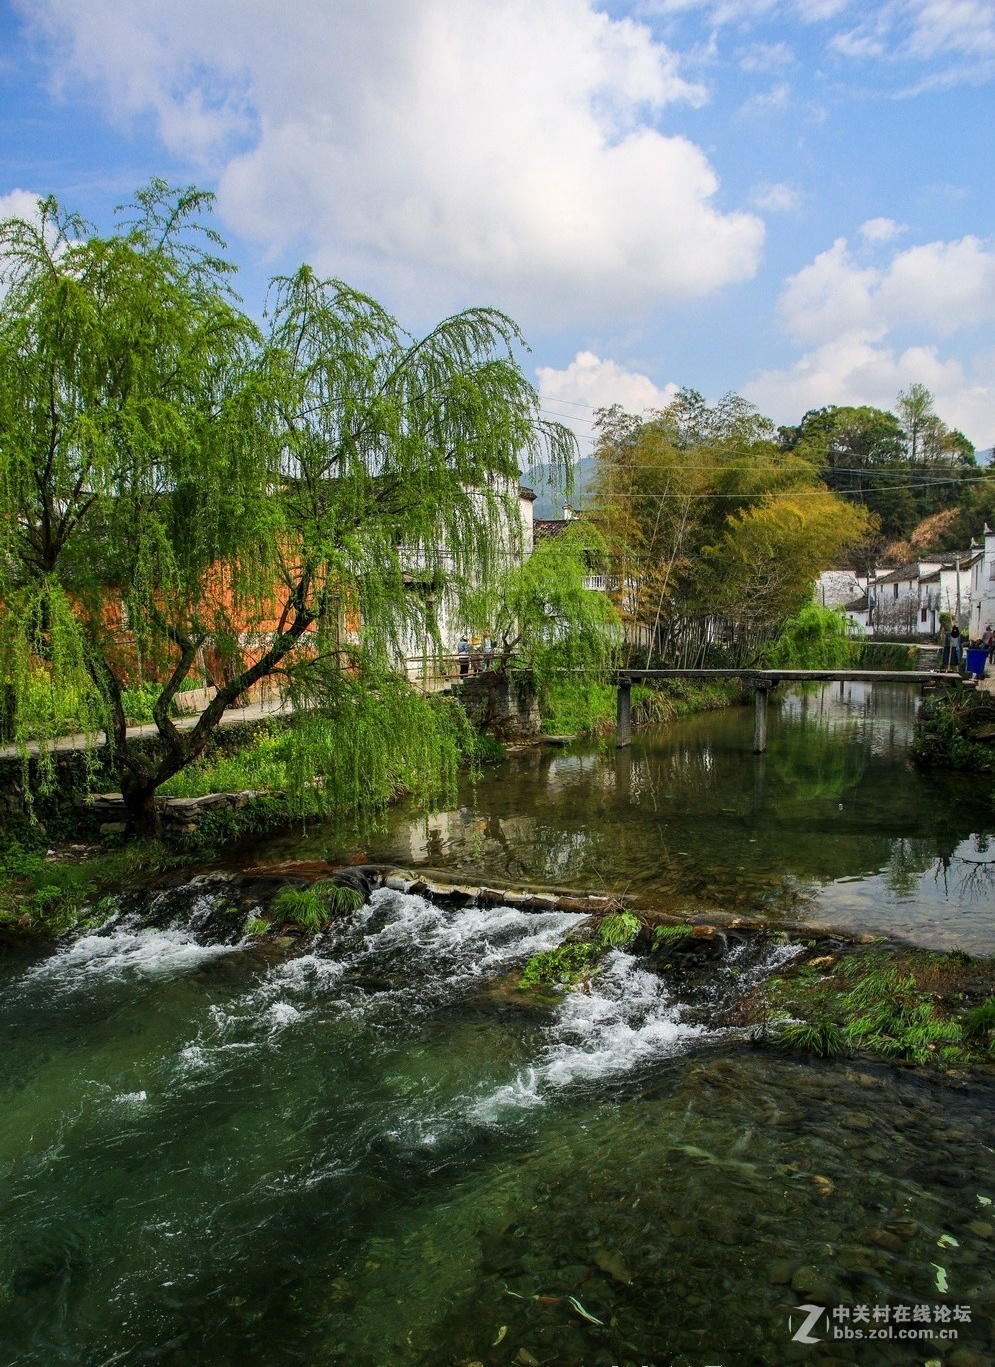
[752,682,773,754]
[616,679,632,748]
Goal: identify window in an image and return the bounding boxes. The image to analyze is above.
[894,583,899,599]
[921,608,928,622]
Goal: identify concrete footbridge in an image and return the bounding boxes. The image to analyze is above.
[612,668,968,754]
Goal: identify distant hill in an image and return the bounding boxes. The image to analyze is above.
[524,457,598,519]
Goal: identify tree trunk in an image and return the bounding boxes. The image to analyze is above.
[121,778,164,838]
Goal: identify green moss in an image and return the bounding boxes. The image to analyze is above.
[519,940,604,990]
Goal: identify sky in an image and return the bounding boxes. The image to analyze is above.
[1,0,993,455]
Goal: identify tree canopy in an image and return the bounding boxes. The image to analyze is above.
[0,183,574,828]
[591,389,873,664]
[779,393,985,546]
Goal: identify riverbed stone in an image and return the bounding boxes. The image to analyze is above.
[791,1265,833,1299]
[841,1112,873,1130]
[869,1228,906,1253]
[967,1221,994,1239]
[885,1217,920,1240]
[948,1349,994,1367]
[767,1259,794,1284]
[839,1246,881,1273]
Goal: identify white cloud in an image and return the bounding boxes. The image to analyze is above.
[739,81,792,113]
[747,228,995,444]
[752,181,802,212]
[859,216,907,243]
[19,0,765,327]
[744,336,994,443]
[832,0,995,83]
[779,233,995,345]
[646,0,994,85]
[537,350,678,448]
[738,39,795,70]
[0,189,43,221]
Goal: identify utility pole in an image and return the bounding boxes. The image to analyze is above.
[956,553,962,627]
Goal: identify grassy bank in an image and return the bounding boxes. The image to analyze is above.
[540,675,746,736]
[516,910,995,1072]
[913,689,995,772]
[747,943,995,1069]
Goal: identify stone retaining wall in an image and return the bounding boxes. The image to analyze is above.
[453,669,540,740]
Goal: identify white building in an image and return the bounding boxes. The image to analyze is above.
[867,552,980,637]
[969,526,995,640]
[814,569,871,632]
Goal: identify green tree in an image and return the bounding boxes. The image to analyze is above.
[0,185,573,830]
[592,390,870,663]
[488,521,620,676]
[781,395,979,544]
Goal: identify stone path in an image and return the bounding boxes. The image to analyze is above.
[0,698,293,761]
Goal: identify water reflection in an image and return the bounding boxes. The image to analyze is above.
[256,684,995,951]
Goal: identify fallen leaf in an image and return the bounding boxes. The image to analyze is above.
[937,1234,959,1248]
[492,1326,507,1347]
[931,1263,949,1293]
[567,1296,604,1326]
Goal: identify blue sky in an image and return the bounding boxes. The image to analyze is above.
[1,0,993,450]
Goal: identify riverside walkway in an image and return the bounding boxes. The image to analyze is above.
[0,697,293,761]
[613,668,968,753]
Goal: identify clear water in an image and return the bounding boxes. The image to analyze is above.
[259,682,995,953]
[3,683,995,1366]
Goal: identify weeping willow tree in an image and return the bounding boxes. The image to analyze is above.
[765,601,860,669]
[0,183,573,831]
[481,521,621,725]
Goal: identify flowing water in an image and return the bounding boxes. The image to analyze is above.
[261,682,995,953]
[2,684,995,1367]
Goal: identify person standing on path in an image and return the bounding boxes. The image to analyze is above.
[949,623,963,671]
[456,636,470,676]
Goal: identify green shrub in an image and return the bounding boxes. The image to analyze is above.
[270,887,329,933]
[541,679,616,736]
[963,997,995,1042]
[765,601,860,670]
[519,940,604,989]
[598,910,640,948]
[775,1020,847,1058]
[310,881,366,916]
[652,923,692,948]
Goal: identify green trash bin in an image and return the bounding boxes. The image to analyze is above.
[965,646,988,678]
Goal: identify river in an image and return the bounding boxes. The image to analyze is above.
[1,683,994,1366]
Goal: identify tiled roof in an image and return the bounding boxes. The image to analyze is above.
[873,564,921,586]
[533,519,568,543]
